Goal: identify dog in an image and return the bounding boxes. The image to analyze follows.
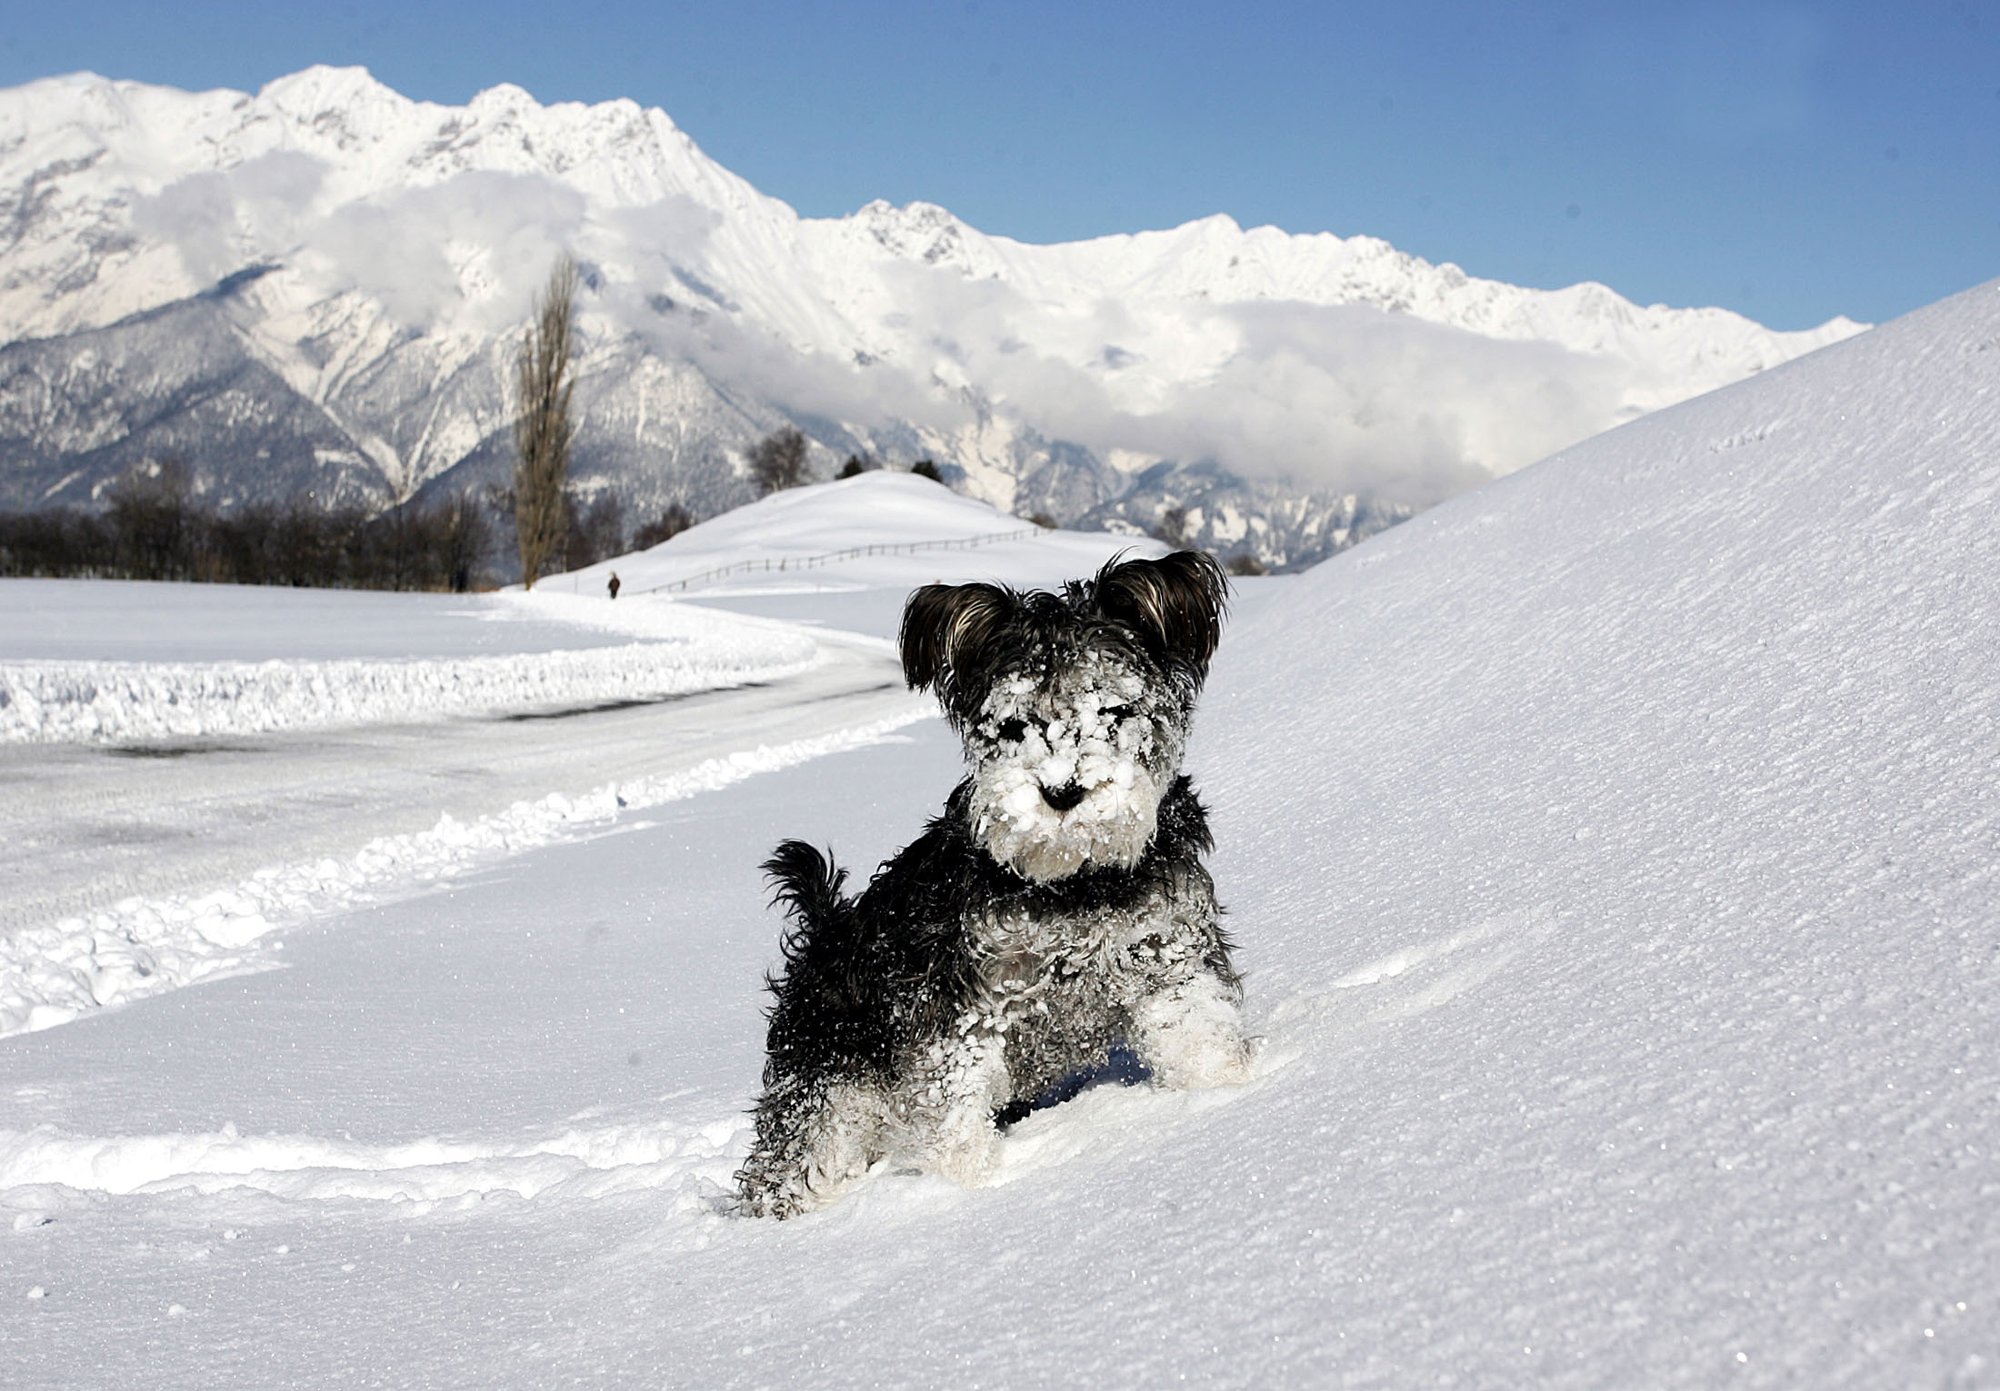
[735,550,1251,1218]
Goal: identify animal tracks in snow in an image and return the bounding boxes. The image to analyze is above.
[1707,419,1787,454]
[1259,906,1559,1065]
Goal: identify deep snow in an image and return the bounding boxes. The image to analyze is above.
[3,283,1998,1387]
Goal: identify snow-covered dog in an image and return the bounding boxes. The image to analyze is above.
[736,550,1252,1218]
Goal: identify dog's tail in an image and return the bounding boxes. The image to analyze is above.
[762,840,853,963]
[760,841,891,1076]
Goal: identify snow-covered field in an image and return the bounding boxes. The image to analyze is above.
[0,491,1150,1034]
[4,283,1998,1387]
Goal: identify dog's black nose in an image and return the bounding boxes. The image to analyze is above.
[1040,781,1086,812]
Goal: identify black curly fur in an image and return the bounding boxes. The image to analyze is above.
[758,777,1232,1093]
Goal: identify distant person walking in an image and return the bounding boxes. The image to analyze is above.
[607,571,621,601]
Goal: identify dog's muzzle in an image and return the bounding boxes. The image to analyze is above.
[1039,781,1086,813]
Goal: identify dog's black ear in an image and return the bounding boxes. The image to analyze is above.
[1092,550,1229,679]
[900,582,1016,695]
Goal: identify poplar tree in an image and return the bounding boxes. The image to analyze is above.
[514,254,579,589]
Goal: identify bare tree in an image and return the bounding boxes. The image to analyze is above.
[514,254,580,589]
[745,426,811,495]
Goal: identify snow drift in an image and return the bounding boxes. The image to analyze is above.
[1175,276,2000,1386]
[554,468,1170,606]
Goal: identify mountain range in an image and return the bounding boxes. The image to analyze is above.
[0,66,1865,569]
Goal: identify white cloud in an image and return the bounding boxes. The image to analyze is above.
[844,261,1626,501]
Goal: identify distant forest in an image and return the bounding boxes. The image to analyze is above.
[0,458,693,592]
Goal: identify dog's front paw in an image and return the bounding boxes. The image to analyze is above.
[736,1154,819,1220]
[738,1183,805,1220]
[737,1176,801,1220]
[1132,979,1256,1090]
[929,1125,1001,1189]
[1157,1031,1255,1089]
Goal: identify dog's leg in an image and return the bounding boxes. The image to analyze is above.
[737,1078,884,1219]
[907,1029,1011,1187]
[1129,968,1254,1090]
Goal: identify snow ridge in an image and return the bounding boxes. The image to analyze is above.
[0,592,817,744]
[0,1115,743,1208]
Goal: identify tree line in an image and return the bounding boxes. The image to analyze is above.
[0,465,489,590]
[0,455,695,591]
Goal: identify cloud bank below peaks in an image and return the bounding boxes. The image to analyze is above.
[830,259,1636,502]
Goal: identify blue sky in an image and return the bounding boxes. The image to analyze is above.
[3,0,1993,329]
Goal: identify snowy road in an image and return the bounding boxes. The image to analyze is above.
[1,618,933,1037]
[0,630,910,935]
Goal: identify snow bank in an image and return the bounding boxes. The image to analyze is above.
[0,708,927,1036]
[0,579,644,662]
[0,593,818,744]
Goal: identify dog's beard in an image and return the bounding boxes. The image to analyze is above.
[964,663,1185,882]
[970,758,1169,881]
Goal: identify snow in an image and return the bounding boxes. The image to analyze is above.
[559,469,1170,636]
[0,475,1155,1033]
[4,283,1999,1386]
[565,470,1160,591]
[0,709,928,1037]
[0,588,820,745]
[0,580,639,662]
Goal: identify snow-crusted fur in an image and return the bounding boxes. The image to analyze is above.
[737,551,1251,1218]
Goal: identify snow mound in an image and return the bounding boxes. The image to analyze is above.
[559,471,1164,599]
[1178,278,2000,1384]
[0,1114,741,1208]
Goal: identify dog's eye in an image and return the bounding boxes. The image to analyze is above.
[995,717,1030,744]
[1100,704,1133,724]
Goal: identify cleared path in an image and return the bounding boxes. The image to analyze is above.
[0,632,919,935]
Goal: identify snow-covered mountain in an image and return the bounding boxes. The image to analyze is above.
[0,66,1864,567]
